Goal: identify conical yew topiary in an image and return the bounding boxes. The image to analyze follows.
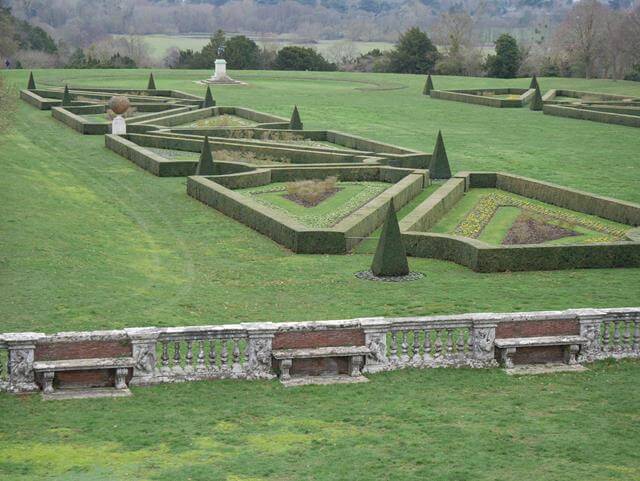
[195,136,215,175]
[289,105,303,130]
[203,85,215,108]
[429,130,451,179]
[27,71,36,90]
[530,86,543,111]
[529,74,539,90]
[147,72,156,90]
[423,74,434,95]
[61,84,72,106]
[371,200,410,277]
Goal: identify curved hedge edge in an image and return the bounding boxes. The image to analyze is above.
[495,172,640,226]
[543,104,640,128]
[399,177,466,232]
[52,106,109,135]
[403,231,640,272]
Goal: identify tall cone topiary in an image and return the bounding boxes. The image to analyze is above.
[429,130,451,179]
[27,71,36,89]
[529,74,539,90]
[371,200,410,277]
[289,105,303,130]
[203,85,215,108]
[195,136,215,175]
[61,84,72,106]
[423,74,434,95]
[147,72,156,90]
[530,86,543,111]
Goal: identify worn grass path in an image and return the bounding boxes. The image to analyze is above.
[1,69,640,333]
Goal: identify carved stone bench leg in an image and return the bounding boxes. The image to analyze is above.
[42,371,55,394]
[280,358,292,381]
[564,344,580,365]
[499,347,516,369]
[348,355,363,377]
[115,368,129,390]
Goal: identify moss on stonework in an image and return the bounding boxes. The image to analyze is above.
[371,200,410,277]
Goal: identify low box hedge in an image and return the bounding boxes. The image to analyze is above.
[543,104,640,128]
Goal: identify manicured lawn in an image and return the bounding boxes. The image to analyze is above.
[0,360,638,481]
[1,69,640,333]
[1,69,640,481]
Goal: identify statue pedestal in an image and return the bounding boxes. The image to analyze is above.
[111,115,126,135]
[200,59,245,85]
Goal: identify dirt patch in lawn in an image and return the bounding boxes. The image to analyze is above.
[502,215,579,245]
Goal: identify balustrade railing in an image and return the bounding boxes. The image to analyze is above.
[1,308,639,394]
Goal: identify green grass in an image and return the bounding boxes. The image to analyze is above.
[0,360,638,481]
[478,205,522,244]
[2,68,640,481]
[2,69,640,333]
[242,181,389,228]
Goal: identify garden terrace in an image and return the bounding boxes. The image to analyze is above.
[429,88,536,108]
[400,172,640,272]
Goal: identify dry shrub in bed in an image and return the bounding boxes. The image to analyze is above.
[285,176,339,207]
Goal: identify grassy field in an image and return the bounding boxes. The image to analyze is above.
[2,69,640,333]
[1,68,640,480]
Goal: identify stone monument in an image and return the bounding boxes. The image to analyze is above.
[201,46,245,85]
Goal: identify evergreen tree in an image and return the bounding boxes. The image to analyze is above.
[485,34,521,78]
[429,131,451,179]
[61,84,72,106]
[203,85,215,108]
[423,74,434,95]
[388,27,439,74]
[289,106,303,130]
[147,72,156,90]
[529,74,539,90]
[529,86,543,111]
[27,71,35,89]
[371,200,410,277]
[195,136,215,175]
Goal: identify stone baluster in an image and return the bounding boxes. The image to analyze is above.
[209,339,217,371]
[173,340,182,373]
[623,320,631,352]
[389,331,399,364]
[434,330,442,358]
[125,328,159,386]
[613,320,621,352]
[446,329,454,356]
[466,328,473,354]
[161,341,169,371]
[423,329,431,362]
[360,318,389,374]
[634,318,640,353]
[220,339,229,371]
[231,338,242,374]
[471,319,497,366]
[185,340,194,371]
[456,329,465,356]
[412,330,421,364]
[602,320,611,352]
[400,331,409,364]
[197,340,206,371]
[243,323,277,379]
[4,333,44,393]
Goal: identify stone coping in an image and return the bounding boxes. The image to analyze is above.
[272,345,371,359]
[33,357,135,371]
[494,335,587,348]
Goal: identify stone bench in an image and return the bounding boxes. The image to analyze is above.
[33,357,135,398]
[272,346,370,386]
[494,336,587,368]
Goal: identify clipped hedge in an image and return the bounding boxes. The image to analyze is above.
[543,104,640,128]
[430,88,533,108]
[399,177,465,232]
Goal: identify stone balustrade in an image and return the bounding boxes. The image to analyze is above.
[0,308,638,394]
